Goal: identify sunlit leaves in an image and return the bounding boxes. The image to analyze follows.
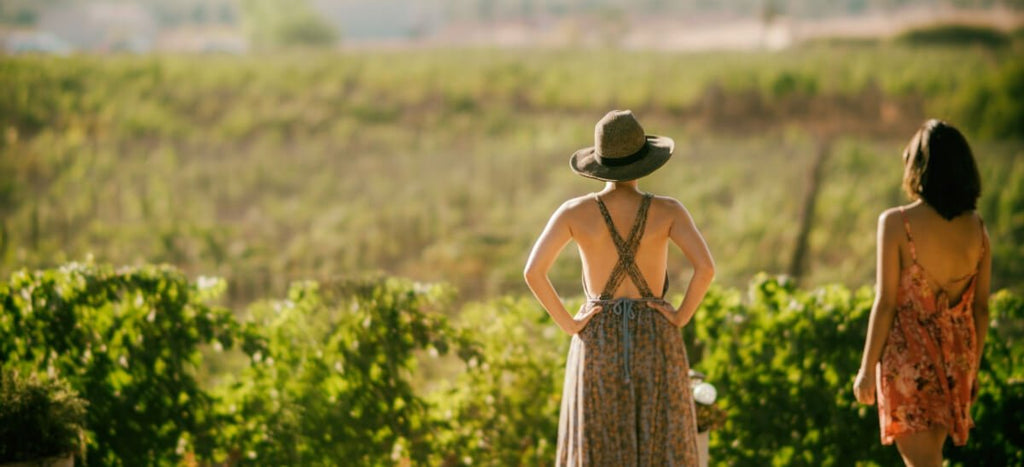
[0,261,252,465]
[3,263,1021,465]
[204,275,478,465]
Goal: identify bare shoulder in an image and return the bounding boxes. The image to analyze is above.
[876,208,907,242]
[968,210,989,244]
[557,194,596,214]
[648,194,688,214]
[548,194,597,224]
[878,207,902,225]
[648,195,697,238]
[970,210,986,227]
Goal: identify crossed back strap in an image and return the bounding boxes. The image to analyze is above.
[594,192,665,299]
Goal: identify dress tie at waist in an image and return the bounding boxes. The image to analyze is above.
[589,297,663,384]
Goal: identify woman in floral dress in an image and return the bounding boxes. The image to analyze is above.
[524,110,715,466]
[854,120,991,466]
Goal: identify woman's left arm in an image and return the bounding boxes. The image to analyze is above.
[972,226,992,371]
[664,199,715,328]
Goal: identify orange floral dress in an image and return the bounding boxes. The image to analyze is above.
[876,208,984,445]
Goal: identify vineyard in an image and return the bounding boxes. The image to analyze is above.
[2,36,1024,465]
[1,264,1022,465]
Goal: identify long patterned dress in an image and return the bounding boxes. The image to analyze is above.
[876,208,984,445]
[557,193,700,466]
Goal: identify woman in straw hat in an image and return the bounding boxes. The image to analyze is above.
[854,120,990,466]
[524,110,715,465]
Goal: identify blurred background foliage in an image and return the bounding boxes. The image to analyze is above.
[238,0,338,49]
[1,39,1022,307]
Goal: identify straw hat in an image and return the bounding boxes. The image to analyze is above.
[569,110,674,181]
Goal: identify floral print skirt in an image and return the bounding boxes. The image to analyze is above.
[877,302,977,446]
[556,299,699,466]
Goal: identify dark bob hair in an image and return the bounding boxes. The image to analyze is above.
[902,119,981,220]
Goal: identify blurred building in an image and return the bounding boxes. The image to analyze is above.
[313,0,444,43]
[3,30,74,55]
[156,26,248,54]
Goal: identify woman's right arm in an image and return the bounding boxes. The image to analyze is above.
[853,210,902,405]
[524,202,594,335]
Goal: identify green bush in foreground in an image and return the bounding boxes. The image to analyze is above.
[0,262,264,465]
[429,295,570,466]
[1,264,1021,465]
[203,277,480,465]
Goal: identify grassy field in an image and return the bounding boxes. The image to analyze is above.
[1,43,1022,304]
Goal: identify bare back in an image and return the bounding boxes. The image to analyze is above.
[897,202,988,302]
[524,181,714,332]
[562,190,685,299]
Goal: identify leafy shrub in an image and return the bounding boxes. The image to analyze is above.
[0,369,87,463]
[201,277,480,465]
[691,275,901,465]
[3,264,1021,465]
[429,296,570,465]
[240,0,339,49]
[954,59,1024,140]
[896,23,1011,48]
[948,290,1024,466]
[769,71,819,99]
[0,262,262,466]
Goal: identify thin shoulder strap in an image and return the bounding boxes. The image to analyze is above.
[898,207,918,263]
[595,194,652,251]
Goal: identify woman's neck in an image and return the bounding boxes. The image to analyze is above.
[600,180,640,195]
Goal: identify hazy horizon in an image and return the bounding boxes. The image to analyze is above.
[2,0,1022,52]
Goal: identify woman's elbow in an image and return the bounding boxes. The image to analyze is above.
[696,257,716,281]
[872,295,897,318]
[523,263,545,284]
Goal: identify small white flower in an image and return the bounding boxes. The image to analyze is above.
[197,276,221,291]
